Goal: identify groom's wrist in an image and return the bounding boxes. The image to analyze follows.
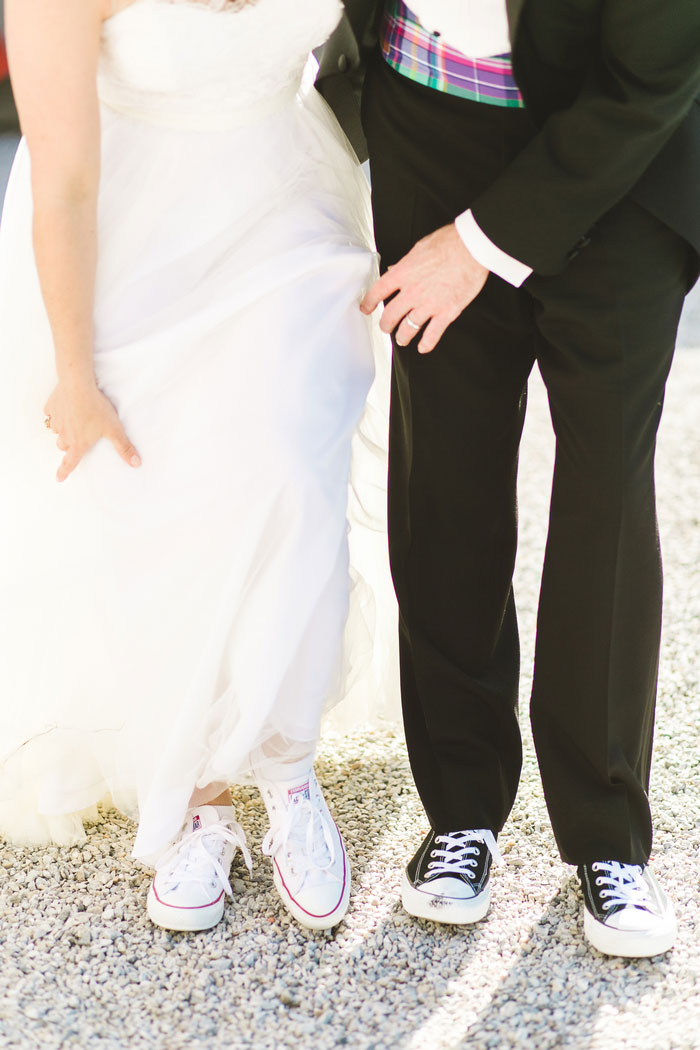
[454,209,532,288]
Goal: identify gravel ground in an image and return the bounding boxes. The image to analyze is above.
[1,131,700,1048]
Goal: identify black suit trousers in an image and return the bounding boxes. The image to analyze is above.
[362,55,693,865]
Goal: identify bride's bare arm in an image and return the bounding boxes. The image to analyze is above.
[5,0,140,481]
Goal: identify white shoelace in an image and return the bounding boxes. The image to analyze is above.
[591,861,652,911]
[261,796,337,880]
[427,829,503,878]
[155,818,252,898]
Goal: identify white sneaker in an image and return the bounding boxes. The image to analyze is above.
[579,861,677,957]
[256,767,350,930]
[146,806,252,932]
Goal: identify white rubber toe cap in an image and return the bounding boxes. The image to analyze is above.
[401,872,490,925]
[583,905,677,957]
[147,878,226,932]
[272,855,350,931]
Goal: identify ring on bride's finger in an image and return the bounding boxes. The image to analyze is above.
[405,316,421,331]
[44,416,52,430]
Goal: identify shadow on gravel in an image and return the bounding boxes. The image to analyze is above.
[452,884,672,1050]
[0,730,684,1050]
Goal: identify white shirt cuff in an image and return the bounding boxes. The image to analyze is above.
[455,209,533,288]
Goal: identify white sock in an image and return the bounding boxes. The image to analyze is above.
[254,754,315,787]
[212,804,237,820]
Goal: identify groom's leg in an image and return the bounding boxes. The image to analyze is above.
[363,55,537,833]
[388,278,532,834]
[527,199,692,865]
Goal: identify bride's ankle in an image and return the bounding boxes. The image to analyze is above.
[189,786,233,808]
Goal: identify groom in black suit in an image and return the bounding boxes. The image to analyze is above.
[322,0,700,956]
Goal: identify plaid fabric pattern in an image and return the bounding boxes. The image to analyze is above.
[380,0,524,108]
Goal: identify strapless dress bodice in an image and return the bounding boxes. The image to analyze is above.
[98,0,342,128]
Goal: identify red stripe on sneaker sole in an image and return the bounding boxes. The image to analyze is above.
[272,824,348,919]
[150,878,225,910]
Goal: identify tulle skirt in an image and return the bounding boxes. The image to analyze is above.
[0,76,394,861]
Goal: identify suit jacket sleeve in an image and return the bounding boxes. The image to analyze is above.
[471,0,700,275]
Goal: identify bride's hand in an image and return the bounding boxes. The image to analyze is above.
[44,381,142,483]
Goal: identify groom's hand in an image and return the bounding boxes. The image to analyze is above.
[360,224,488,354]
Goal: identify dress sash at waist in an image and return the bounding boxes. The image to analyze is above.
[98,80,301,131]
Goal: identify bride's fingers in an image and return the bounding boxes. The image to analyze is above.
[108,421,141,469]
[56,449,81,483]
[56,437,68,452]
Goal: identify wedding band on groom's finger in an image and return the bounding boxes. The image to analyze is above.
[395,312,426,347]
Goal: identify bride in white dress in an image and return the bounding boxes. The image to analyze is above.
[0,0,388,932]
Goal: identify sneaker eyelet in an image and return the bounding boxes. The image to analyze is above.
[595,878,603,886]
[602,902,611,910]
[430,850,437,858]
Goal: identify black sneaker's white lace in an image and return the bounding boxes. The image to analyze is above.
[427,829,502,878]
[591,861,652,911]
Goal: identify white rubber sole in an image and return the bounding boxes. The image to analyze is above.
[271,855,351,931]
[583,907,677,958]
[401,872,490,925]
[146,882,226,932]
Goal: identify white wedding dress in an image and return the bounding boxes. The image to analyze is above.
[0,0,392,861]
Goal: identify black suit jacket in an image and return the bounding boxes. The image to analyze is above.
[322,0,700,274]
[315,0,380,159]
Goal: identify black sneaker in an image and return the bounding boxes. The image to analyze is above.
[578,861,677,957]
[401,828,501,925]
